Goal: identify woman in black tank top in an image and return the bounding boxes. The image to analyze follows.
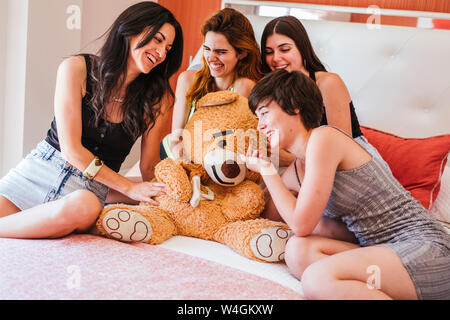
[259,16,375,168]
[0,2,183,239]
[260,15,389,161]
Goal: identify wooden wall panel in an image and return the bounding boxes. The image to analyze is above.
[159,0,221,90]
[257,0,450,13]
[158,0,221,133]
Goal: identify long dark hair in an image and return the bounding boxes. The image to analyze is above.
[260,16,326,75]
[89,1,183,140]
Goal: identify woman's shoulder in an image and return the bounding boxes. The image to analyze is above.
[57,55,87,79]
[177,69,197,84]
[175,70,198,97]
[315,71,347,92]
[234,77,256,98]
[175,70,197,91]
[309,126,345,147]
[235,77,256,86]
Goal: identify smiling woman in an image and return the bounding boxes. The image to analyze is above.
[128,24,175,76]
[260,15,389,170]
[0,2,183,239]
[158,7,263,161]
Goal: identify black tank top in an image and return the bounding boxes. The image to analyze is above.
[45,54,137,172]
[310,71,363,138]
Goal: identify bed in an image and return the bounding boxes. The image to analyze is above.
[1,2,449,300]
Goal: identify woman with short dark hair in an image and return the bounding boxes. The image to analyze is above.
[243,69,450,300]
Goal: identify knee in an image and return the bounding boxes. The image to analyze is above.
[284,236,314,279]
[301,262,332,300]
[53,190,102,228]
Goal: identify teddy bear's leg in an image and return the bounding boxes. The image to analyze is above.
[97,204,177,245]
[213,218,292,263]
[250,227,292,262]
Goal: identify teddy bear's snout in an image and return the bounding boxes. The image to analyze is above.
[204,149,247,186]
[221,161,240,179]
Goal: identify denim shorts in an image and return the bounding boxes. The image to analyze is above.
[0,140,109,210]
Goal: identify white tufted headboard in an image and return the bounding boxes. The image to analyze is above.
[245,14,450,139]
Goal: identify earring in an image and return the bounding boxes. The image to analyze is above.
[303,58,307,69]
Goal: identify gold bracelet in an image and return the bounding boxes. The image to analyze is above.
[83,156,104,179]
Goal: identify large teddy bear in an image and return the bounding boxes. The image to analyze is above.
[96,91,291,262]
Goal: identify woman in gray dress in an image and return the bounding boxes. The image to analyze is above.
[241,69,450,300]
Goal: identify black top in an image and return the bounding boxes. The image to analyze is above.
[45,54,137,172]
[310,71,363,138]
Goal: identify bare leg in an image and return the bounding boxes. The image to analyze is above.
[0,196,21,218]
[262,190,356,243]
[301,245,418,300]
[312,217,358,243]
[0,190,102,239]
[284,235,359,279]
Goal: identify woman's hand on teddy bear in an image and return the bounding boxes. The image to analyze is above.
[125,181,167,205]
[240,145,277,176]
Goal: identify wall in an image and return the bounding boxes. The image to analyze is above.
[1,0,83,176]
[158,0,222,90]
[80,0,142,54]
[256,0,450,27]
[23,0,83,156]
[0,0,8,174]
[256,0,450,13]
[2,0,29,175]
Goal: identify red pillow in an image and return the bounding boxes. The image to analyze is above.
[360,126,450,209]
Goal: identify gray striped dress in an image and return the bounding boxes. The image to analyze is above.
[320,128,450,300]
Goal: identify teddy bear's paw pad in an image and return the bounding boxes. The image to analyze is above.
[250,228,292,262]
[102,209,152,243]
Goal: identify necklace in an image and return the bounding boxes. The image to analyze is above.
[113,97,124,103]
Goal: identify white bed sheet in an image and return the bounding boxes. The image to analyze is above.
[159,235,304,296]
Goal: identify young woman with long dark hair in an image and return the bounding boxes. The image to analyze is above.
[0,2,183,239]
[260,16,388,169]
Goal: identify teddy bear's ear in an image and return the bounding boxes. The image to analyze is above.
[197,91,239,108]
[155,159,192,202]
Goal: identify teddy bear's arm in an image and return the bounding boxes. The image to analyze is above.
[154,158,192,203]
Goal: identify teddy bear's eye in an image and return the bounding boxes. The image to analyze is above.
[212,130,234,138]
[218,139,227,148]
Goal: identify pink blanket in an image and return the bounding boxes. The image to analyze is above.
[0,234,302,300]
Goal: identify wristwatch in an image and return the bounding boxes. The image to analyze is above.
[83,156,104,179]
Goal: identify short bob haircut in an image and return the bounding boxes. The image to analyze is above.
[248,69,324,130]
